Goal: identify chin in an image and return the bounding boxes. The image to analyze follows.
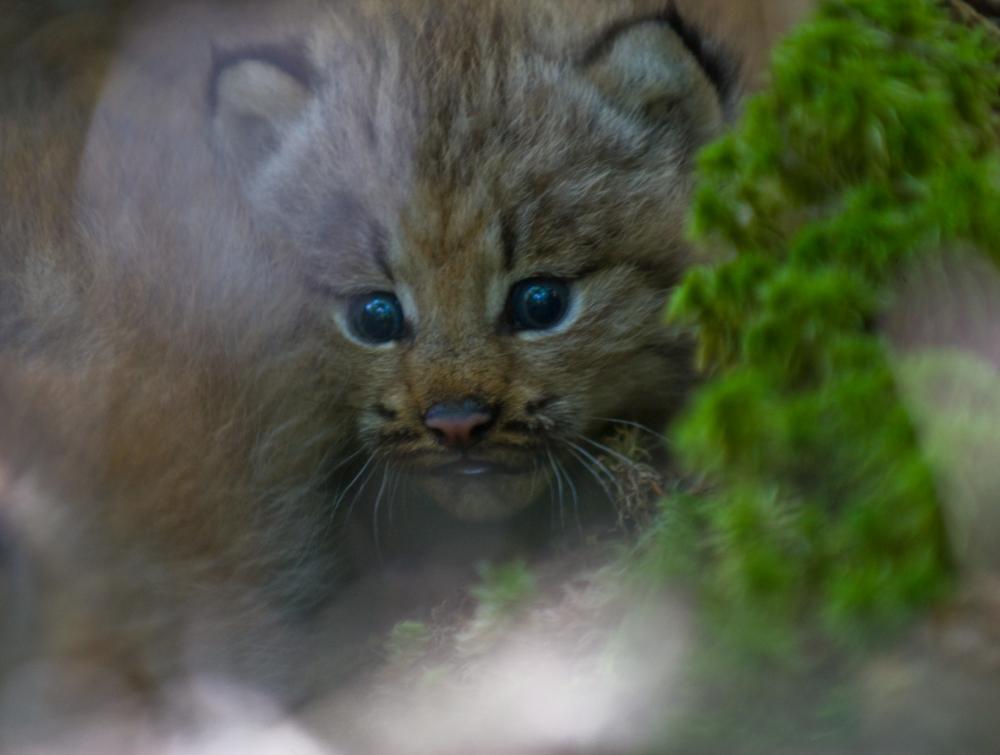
[413,463,552,522]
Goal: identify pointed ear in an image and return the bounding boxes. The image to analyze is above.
[208,42,317,176]
[582,13,738,126]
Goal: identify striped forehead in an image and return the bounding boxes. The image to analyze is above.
[394,182,506,282]
[317,1,696,293]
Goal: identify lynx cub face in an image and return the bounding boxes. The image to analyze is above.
[210,1,733,522]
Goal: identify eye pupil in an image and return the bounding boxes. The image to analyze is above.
[510,279,570,332]
[350,293,405,344]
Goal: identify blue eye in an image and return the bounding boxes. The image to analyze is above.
[349,292,405,344]
[509,279,571,332]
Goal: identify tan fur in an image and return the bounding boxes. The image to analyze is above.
[0,0,809,720]
[206,0,733,521]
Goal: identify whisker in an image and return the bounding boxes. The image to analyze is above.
[330,451,378,520]
[578,434,642,471]
[563,443,616,509]
[345,454,382,523]
[372,460,391,562]
[590,416,665,444]
[327,445,368,476]
[386,465,403,535]
[552,450,581,534]
[544,453,558,529]
[546,447,567,530]
[566,438,625,501]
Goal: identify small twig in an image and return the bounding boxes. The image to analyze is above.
[946,0,1000,35]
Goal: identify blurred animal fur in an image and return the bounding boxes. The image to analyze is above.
[0,0,763,717]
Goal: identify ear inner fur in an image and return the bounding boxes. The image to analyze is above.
[207,41,318,112]
[579,6,739,102]
[208,41,318,172]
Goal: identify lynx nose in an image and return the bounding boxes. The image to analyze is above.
[424,399,495,448]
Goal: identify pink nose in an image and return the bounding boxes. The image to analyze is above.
[424,399,495,448]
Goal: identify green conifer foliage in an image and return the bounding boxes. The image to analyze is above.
[664,0,1000,643]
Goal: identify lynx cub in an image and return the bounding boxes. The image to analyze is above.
[0,0,743,719]
[208,0,734,522]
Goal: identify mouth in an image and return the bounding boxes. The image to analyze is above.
[428,459,530,478]
[403,453,550,522]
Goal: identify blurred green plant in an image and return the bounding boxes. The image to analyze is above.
[656,0,1000,653]
[385,620,434,667]
[469,560,537,625]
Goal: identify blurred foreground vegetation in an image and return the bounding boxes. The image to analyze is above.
[641,0,1000,748]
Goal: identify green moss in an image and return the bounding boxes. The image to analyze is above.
[385,620,433,666]
[660,0,1000,654]
[469,559,537,624]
